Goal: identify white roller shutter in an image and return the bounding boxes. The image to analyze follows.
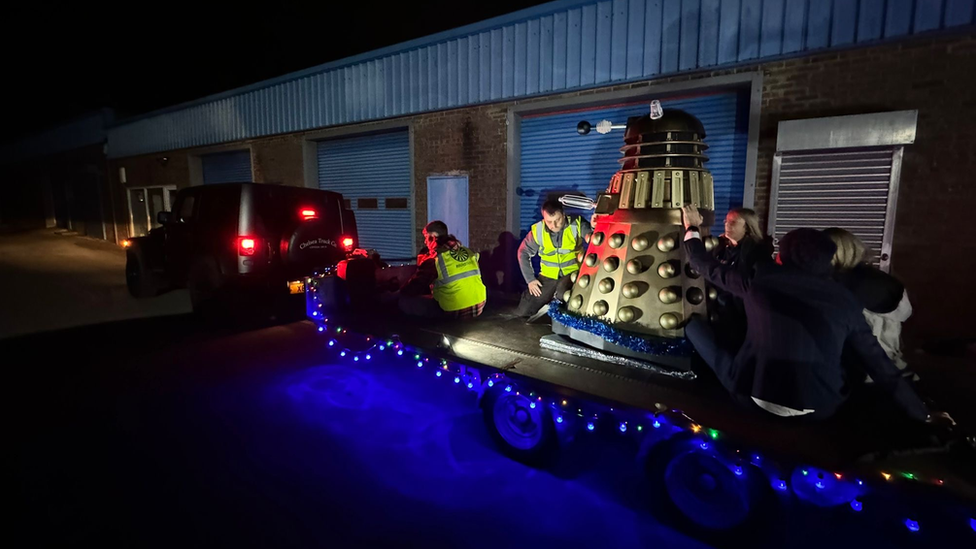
[769,147,902,271]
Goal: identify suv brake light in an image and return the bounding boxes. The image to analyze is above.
[341,236,354,251]
[238,237,257,256]
[300,208,318,220]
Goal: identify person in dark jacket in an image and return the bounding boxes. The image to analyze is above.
[680,205,929,422]
[711,208,774,349]
[714,208,774,276]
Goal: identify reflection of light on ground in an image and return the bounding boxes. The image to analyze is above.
[269,357,714,549]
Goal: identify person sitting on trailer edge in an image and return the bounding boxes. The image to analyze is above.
[516,199,594,319]
[399,220,487,320]
[679,204,933,422]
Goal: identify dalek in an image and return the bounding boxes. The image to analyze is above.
[552,106,720,370]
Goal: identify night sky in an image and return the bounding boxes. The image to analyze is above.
[5,0,551,143]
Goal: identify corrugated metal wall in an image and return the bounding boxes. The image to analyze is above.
[107,0,975,159]
[317,131,414,260]
[519,91,748,235]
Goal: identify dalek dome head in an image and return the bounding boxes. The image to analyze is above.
[620,109,709,172]
[623,109,706,143]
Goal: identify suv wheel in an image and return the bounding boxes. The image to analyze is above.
[187,258,225,315]
[126,249,160,298]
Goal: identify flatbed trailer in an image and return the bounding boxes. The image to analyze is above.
[305,268,976,543]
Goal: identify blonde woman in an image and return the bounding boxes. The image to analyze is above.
[710,208,774,349]
[715,208,773,276]
[823,228,913,374]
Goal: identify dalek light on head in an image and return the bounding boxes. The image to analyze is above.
[554,104,720,369]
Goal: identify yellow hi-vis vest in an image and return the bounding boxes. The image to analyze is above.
[532,217,582,279]
[433,246,487,312]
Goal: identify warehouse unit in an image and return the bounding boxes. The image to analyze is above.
[97,0,973,339]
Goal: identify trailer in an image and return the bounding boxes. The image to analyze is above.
[305,265,976,545]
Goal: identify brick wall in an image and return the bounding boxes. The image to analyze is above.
[412,106,509,253]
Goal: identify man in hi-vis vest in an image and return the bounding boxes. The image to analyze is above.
[399,220,487,319]
[516,199,594,319]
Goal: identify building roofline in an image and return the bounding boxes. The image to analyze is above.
[110,0,590,128]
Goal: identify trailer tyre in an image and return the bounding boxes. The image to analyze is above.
[663,450,753,530]
[644,436,766,536]
[482,386,556,466]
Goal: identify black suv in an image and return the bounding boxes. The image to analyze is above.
[125,183,357,313]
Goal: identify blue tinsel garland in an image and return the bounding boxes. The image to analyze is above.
[548,301,694,357]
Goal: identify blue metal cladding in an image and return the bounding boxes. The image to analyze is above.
[106,0,975,159]
[201,150,252,184]
[518,91,748,236]
[317,131,413,260]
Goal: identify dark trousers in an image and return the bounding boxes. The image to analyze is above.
[685,317,836,420]
[516,275,573,317]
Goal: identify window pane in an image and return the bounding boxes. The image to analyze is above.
[129,189,149,237]
[148,188,166,229]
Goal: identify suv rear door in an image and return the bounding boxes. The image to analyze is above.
[250,186,351,277]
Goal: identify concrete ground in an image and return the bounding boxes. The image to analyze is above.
[0,230,190,339]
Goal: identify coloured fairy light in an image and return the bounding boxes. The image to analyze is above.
[328,340,336,347]
[397,350,404,356]
[466,382,474,389]
[586,422,596,431]
[733,466,743,476]
[454,377,461,384]
[904,519,920,533]
[619,422,627,433]
[417,361,423,368]
[317,326,324,332]
[653,420,661,428]
[850,499,863,512]
[505,386,512,393]
[774,480,788,491]
[436,371,442,377]
[487,380,494,387]
[555,415,564,424]
[708,429,719,440]
[529,402,537,409]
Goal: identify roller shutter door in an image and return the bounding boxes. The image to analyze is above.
[769,147,901,271]
[202,150,252,184]
[318,131,413,260]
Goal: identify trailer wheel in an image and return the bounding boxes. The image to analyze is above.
[662,449,753,531]
[482,386,556,466]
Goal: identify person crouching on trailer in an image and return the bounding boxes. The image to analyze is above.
[680,205,931,422]
[398,221,487,320]
[516,199,593,319]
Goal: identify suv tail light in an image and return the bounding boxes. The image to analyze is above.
[341,236,355,252]
[238,237,258,256]
[300,208,318,220]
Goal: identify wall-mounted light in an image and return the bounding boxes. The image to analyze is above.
[157,156,169,166]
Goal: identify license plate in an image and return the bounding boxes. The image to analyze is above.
[288,280,305,295]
